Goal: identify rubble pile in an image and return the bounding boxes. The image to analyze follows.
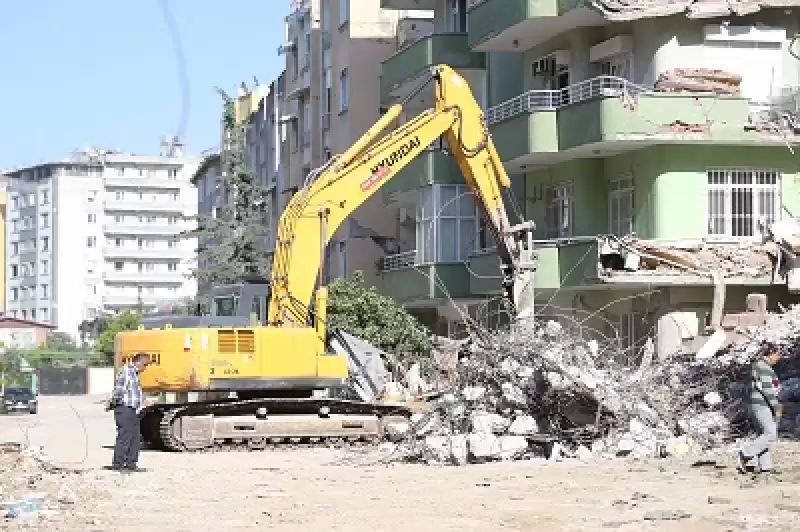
[654,68,741,95]
[395,308,800,466]
[0,443,109,526]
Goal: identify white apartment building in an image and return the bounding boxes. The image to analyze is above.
[4,141,201,339]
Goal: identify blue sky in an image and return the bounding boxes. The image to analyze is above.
[0,1,288,169]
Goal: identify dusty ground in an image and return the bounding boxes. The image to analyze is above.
[1,396,800,531]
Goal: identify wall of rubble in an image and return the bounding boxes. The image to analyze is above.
[384,301,800,466]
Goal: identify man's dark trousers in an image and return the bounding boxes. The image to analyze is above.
[112,405,141,468]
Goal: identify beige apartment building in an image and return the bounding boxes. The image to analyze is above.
[280,0,430,288]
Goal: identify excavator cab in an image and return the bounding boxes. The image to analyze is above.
[207,275,271,325]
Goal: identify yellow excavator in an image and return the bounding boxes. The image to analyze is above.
[116,64,537,452]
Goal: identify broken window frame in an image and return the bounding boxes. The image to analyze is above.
[608,175,634,237]
[707,168,780,240]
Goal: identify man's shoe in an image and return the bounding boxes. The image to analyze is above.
[123,466,148,473]
[736,450,750,473]
[103,465,125,471]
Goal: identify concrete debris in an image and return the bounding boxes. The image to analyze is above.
[654,68,741,95]
[600,236,776,279]
[589,0,800,22]
[390,303,800,466]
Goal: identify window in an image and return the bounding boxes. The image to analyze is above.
[39,213,49,229]
[707,169,779,239]
[87,190,97,202]
[600,53,633,80]
[114,215,123,223]
[323,67,333,125]
[40,308,49,322]
[40,284,49,299]
[168,263,177,272]
[339,68,348,112]
[87,213,97,223]
[609,175,634,237]
[291,39,299,80]
[168,168,178,179]
[40,237,49,251]
[86,236,97,248]
[303,101,311,146]
[168,238,177,249]
[115,191,124,200]
[546,182,574,238]
[40,260,48,275]
[114,238,122,248]
[338,0,349,27]
[114,262,124,271]
[11,196,18,209]
[145,262,155,272]
[11,242,18,255]
[417,185,478,264]
[40,190,49,205]
[11,219,18,232]
[448,0,467,32]
[11,264,18,277]
[303,32,311,70]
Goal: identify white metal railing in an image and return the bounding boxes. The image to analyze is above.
[486,76,648,125]
[380,250,417,272]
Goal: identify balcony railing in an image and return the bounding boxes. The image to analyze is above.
[380,250,417,272]
[486,76,647,125]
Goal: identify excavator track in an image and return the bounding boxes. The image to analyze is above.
[140,397,412,453]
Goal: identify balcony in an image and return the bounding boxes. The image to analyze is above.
[103,247,185,260]
[486,76,752,168]
[468,0,607,52]
[467,239,600,295]
[382,149,463,202]
[103,224,187,236]
[103,271,186,283]
[104,177,182,189]
[103,294,169,306]
[380,0,437,9]
[104,199,188,213]
[378,250,473,304]
[380,33,485,101]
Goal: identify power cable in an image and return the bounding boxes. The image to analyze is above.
[157,0,190,141]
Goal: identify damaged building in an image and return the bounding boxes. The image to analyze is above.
[374,0,800,356]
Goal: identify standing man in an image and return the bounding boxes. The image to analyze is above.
[109,353,151,473]
[738,342,783,474]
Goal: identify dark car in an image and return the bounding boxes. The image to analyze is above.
[0,388,37,415]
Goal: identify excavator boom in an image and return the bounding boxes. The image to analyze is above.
[268,65,535,330]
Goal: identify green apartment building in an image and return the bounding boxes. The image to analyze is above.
[378,0,800,357]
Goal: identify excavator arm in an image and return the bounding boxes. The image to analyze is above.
[268,64,536,329]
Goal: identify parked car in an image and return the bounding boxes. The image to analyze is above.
[0,387,37,415]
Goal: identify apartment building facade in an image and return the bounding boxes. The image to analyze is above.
[460,5,800,356]
[0,175,7,314]
[280,0,428,288]
[4,143,201,339]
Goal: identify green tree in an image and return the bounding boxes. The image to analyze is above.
[326,271,432,362]
[187,89,271,287]
[95,311,142,363]
[40,331,78,351]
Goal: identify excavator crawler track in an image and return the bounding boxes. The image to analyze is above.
[140,398,412,453]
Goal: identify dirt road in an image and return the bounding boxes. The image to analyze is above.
[1,395,799,531]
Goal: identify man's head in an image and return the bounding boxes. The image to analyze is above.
[759,342,782,365]
[130,353,151,373]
